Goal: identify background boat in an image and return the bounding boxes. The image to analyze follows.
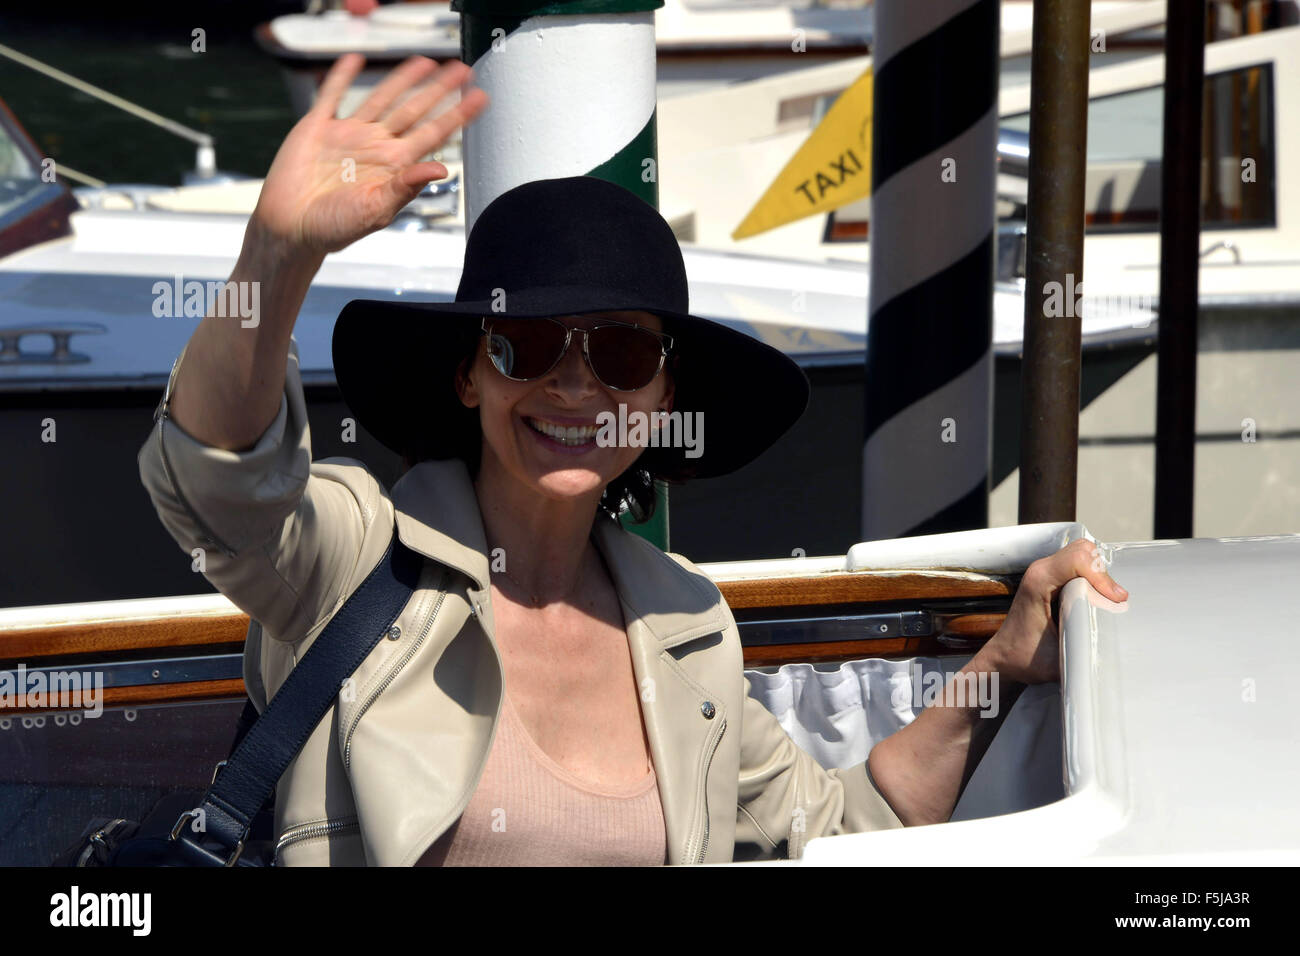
[0,91,1151,607]
[5,520,1297,865]
[657,17,1300,542]
[7,6,1294,613]
[256,0,877,128]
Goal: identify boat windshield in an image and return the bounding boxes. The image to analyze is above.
[0,119,46,222]
[1001,62,1277,232]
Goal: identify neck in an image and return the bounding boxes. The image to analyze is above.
[473,455,607,606]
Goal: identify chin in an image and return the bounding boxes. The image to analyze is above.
[531,468,610,502]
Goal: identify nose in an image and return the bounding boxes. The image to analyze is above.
[544,329,599,397]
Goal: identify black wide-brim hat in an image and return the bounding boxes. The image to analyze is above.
[333,175,810,481]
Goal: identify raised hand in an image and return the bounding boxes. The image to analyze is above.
[253,54,489,256]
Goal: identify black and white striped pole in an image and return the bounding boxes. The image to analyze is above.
[862,0,999,540]
[454,0,669,548]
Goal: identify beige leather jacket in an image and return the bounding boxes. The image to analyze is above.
[137,340,902,866]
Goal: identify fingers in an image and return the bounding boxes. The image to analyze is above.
[403,85,490,158]
[1023,539,1128,607]
[397,161,450,190]
[381,60,477,136]
[1065,539,1128,602]
[380,161,451,222]
[313,53,367,120]
[350,55,441,125]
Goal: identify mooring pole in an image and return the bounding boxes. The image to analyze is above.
[1152,0,1206,539]
[454,0,669,549]
[1017,0,1091,524]
[863,0,998,540]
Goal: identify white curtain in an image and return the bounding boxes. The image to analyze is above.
[744,658,1064,821]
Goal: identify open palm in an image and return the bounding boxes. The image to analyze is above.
[254,54,488,255]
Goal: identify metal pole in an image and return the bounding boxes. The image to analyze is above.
[454,0,670,549]
[1153,0,1206,539]
[1017,0,1091,524]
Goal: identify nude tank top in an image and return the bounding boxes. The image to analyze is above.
[418,686,667,866]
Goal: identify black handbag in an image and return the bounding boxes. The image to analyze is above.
[52,532,424,867]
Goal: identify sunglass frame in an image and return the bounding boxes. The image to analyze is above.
[479,315,674,391]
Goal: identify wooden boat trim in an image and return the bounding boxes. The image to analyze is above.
[0,594,248,660]
[715,570,1016,609]
[0,569,1014,709]
[2,678,245,715]
[0,569,1014,660]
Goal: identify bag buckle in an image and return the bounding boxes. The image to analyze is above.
[169,809,246,866]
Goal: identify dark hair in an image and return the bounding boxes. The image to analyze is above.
[397,319,676,523]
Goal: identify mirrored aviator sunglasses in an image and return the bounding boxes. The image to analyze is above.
[480,316,673,391]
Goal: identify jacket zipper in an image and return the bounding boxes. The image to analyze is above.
[78,818,132,866]
[789,761,806,859]
[274,816,360,863]
[343,569,449,769]
[694,717,726,864]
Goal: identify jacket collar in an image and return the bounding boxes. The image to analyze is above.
[390,459,491,592]
[389,459,728,647]
[590,517,729,650]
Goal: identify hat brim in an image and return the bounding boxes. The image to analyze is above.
[332,297,810,481]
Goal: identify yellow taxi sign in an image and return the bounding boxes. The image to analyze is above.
[732,66,873,240]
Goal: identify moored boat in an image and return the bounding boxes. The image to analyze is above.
[5,521,1298,864]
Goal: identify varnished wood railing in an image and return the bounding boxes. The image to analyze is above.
[1,570,1014,710]
[718,570,1013,609]
[1,612,247,661]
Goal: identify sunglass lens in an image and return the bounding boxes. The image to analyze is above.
[485,319,567,379]
[587,325,665,389]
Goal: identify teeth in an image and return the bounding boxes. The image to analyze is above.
[527,418,597,445]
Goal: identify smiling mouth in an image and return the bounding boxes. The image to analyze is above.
[524,417,599,446]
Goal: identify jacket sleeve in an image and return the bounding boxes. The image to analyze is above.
[137,337,393,647]
[734,656,904,860]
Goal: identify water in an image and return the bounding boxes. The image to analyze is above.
[0,5,305,186]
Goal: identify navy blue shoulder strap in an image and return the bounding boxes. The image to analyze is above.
[174,530,424,864]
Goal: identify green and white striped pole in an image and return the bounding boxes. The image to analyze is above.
[454,0,669,549]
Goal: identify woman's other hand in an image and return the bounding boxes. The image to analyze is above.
[982,538,1129,685]
[253,54,488,256]
[867,540,1126,826]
